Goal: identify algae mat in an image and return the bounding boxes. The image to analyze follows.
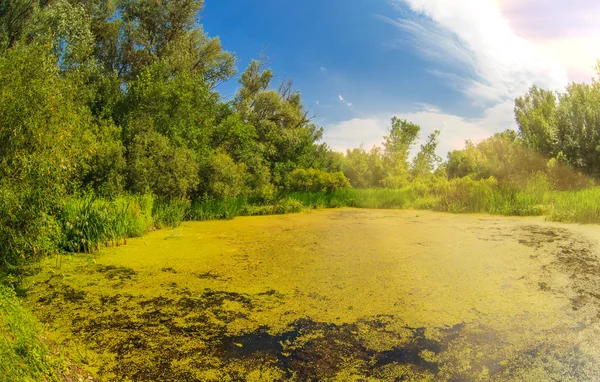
[25,208,600,381]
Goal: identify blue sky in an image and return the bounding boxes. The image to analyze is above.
[203,0,600,157]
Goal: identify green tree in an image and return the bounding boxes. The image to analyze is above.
[0,42,91,264]
[515,85,557,158]
[342,147,371,188]
[234,60,327,188]
[0,0,39,49]
[127,129,199,199]
[412,130,441,178]
[381,117,420,188]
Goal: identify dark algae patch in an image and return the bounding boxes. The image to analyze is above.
[24,209,600,381]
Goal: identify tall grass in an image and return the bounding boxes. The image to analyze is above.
[546,188,600,224]
[0,284,65,381]
[289,174,553,218]
[290,188,422,209]
[51,175,600,256]
[58,194,154,253]
[152,198,190,228]
[187,198,247,221]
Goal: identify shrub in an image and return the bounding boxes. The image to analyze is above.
[126,129,199,200]
[200,152,248,200]
[286,168,351,193]
[273,197,304,214]
[438,176,497,213]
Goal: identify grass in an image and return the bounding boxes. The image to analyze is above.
[187,198,247,221]
[0,283,65,382]
[58,194,154,253]
[546,188,600,224]
[182,175,599,225]
[51,174,600,257]
[153,198,190,228]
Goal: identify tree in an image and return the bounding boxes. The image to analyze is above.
[0,0,39,49]
[233,60,326,188]
[381,117,420,188]
[412,130,441,178]
[515,85,557,158]
[342,147,372,188]
[0,42,92,264]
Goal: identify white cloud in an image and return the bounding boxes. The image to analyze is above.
[338,94,353,107]
[384,0,569,103]
[323,118,387,153]
[322,0,599,158]
[316,100,320,105]
[320,66,328,72]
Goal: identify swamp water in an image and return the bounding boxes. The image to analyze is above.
[24,209,600,381]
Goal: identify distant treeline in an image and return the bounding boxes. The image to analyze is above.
[1,0,600,268]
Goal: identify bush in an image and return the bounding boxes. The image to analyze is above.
[273,197,304,214]
[438,176,497,213]
[286,168,351,193]
[200,152,248,200]
[546,157,593,191]
[127,129,199,200]
[0,185,63,268]
[0,43,88,268]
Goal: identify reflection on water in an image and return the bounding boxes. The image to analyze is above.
[25,209,600,380]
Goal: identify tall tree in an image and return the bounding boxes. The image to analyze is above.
[412,130,441,178]
[515,85,557,158]
[234,60,326,188]
[381,117,420,188]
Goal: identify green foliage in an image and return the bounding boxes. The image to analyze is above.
[234,60,327,188]
[200,151,248,200]
[0,42,87,265]
[547,188,600,224]
[445,130,547,184]
[515,85,557,157]
[342,147,384,188]
[382,117,421,186]
[286,168,351,193]
[515,70,600,178]
[78,120,127,197]
[0,0,40,49]
[127,130,200,199]
[188,198,247,221]
[447,147,478,179]
[412,130,441,178]
[58,194,154,252]
[152,198,190,229]
[0,284,65,381]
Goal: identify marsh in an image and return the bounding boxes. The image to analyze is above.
[24,209,600,381]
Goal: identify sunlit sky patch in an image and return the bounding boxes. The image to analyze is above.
[203,0,600,157]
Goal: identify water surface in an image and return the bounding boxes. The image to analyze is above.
[26,209,600,381]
